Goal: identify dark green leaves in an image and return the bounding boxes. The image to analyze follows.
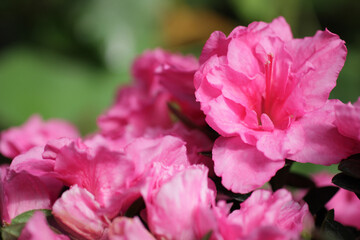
[303,186,339,215]
[269,160,316,190]
[332,154,360,199]
[319,210,358,240]
[332,173,360,197]
[338,154,360,178]
[269,160,294,191]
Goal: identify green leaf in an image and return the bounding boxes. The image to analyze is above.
[1,209,52,240]
[11,209,52,225]
[285,172,316,189]
[1,223,25,240]
[320,209,357,240]
[303,186,339,215]
[338,154,360,179]
[332,173,360,198]
[201,231,212,240]
[269,160,294,191]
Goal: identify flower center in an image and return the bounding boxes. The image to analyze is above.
[258,53,275,129]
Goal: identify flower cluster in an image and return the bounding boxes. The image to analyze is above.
[1,17,359,240]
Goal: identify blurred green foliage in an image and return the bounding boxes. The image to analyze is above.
[0,0,359,137]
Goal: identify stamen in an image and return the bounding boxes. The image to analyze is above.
[264,53,274,115]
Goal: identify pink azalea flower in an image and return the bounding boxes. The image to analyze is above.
[133,48,205,126]
[225,189,311,240]
[132,48,199,96]
[19,211,69,240]
[141,166,216,240]
[334,97,360,143]
[0,165,52,224]
[52,135,192,239]
[98,86,173,138]
[98,48,204,138]
[52,185,109,240]
[312,172,360,229]
[0,115,79,159]
[52,139,136,217]
[108,216,155,240]
[195,16,351,193]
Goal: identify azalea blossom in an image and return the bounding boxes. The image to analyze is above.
[141,166,216,240]
[98,86,173,138]
[225,189,311,240]
[195,16,351,193]
[98,48,204,138]
[50,139,136,217]
[51,135,192,239]
[0,115,79,159]
[52,185,109,240]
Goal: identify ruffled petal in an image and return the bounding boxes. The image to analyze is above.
[52,186,108,240]
[213,137,284,193]
[290,100,356,165]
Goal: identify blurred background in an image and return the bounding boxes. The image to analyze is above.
[0,0,359,144]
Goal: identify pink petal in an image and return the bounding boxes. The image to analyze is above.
[159,122,213,168]
[205,95,259,139]
[1,168,52,223]
[334,97,360,142]
[284,29,347,113]
[109,217,155,240]
[213,136,284,193]
[97,86,172,138]
[19,211,69,240]
[54,140,136,216]
[199,31,229,64]
[256,125,305,161]
[143,166,215,239]
[42,138,74,160]
[0,115,79,159]
[228,189,310,238]
[124,135,189,175]
[9,146,63,203]
[289,100,356,165]
[52,185,108,240]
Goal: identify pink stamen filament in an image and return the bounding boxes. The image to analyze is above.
[264,53,274,116]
